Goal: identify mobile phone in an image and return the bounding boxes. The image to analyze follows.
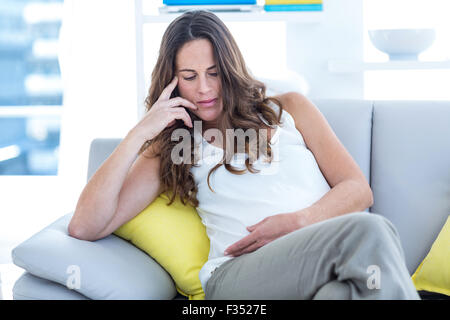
[170,85,180,100]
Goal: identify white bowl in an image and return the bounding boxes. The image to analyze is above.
[368,28,436,61]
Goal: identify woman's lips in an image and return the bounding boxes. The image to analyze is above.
[197,98,217,108]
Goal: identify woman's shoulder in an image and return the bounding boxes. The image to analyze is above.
[271,91,309,115]
[269,92,319,134]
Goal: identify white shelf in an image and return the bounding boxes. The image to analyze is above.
[328,59,450,73]
[143,11,323,24]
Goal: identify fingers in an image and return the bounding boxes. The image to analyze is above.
[167,97,197,110]
[166,98,197,128]
[156,77,198,111]
[238,242,262,257]
[225,240,261,257]
[247,221,262,232]
[158,76,178,101]
[171,109,193,128]
[224,233,258,257]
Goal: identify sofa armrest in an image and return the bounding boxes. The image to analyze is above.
[13,272,89,300]
[12,213,177,300]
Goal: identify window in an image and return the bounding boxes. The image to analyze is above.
[0,0,63,175]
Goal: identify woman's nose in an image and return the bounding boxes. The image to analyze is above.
[197,75,211,94]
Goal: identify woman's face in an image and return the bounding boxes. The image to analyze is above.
[175,39,223,128]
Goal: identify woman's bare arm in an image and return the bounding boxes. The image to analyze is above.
[68,130,162,241]
[280,92,373,217]
[68,77,198,241]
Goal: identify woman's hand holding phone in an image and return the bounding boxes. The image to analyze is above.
[132,77,197,142]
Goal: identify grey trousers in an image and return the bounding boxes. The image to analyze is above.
[204,212,420,300]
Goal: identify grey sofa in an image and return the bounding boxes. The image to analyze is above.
[11,99,450,300]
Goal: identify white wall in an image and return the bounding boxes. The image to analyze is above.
[287,0,364,99]
[58,0,138,205]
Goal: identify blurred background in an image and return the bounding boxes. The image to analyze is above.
[1,0,449,265]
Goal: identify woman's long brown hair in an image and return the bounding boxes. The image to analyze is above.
[140,10,284,207]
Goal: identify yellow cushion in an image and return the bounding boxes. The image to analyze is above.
[411,215,450,296]
[113,192,209,300]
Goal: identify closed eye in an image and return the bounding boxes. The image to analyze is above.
[183,73,218,81]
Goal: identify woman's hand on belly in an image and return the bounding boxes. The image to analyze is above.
[224,212,301,257]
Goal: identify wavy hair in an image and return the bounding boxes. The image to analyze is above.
[140,10,284,207]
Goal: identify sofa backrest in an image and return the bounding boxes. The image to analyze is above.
[312,99,373,187]
[370,100,450,274]
[87,138,121,181]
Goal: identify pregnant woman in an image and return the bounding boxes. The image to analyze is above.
[68,10,419,300]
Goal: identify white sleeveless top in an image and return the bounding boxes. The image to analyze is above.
[190,102,331,291]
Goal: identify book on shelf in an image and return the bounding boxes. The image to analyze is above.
[160,1,261,14]
[159,5,261,14]
[264,4,322,11]
[265,0,322,4]
[163,0,257,5]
